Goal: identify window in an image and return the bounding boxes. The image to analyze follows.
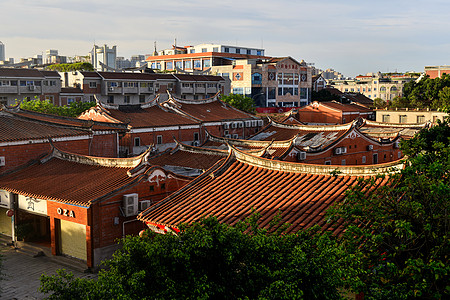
[124,95,131,103]
[185,60,192,69]
[222,73,229,79]
[235,48,240,54]
[0,96,7,106]
[233,87,244,95]
[300,88,308,99]
[325,160,331,165]
[373,153,378,164]
[203,59,211,68]
[277,73,283,85]
[156,135,163,144]
[417,115,425,123]
[49,81,56,86]
[268,87,276,99]
[194,60,202,69]
[398,151,402,158]
[224,47,229,53]
[161,183,166,190]
[390,86,398,92]
[247,49,251,55]
[399,115,407,123]
[134,137,140,147]
[382,114,390,122]
[257,50,262,56]
[362,156,366,164]
[139,95,146,103]
[341,159,346,165]
[45,95,54,101]
[140,82,148,88]
[10,80,17,86]
[252,73,262,84]
[89,82,97,88]
[278,88,283,96]
[20,81,26,86]
[90,95,95,102]
[149,185,154,192]
[166,61,173,70]
[26,81,34,86]
[380,86,386,92]
[190,49,195,54]
[202,48,207,53]
[175,61,183,69]
[107,95,114,103]
[213,47,219,52]
[67,97,75,104]
[194,132,199,141]
[151,62,156,69]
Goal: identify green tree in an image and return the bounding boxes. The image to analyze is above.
[40,216,356,299]
[19,97,95,117]
[372,97,387,108]
[46,62,94,72]
[221,93,256,113]
[401,73,450,109]
[328,118,450,299]
[311,89,341,102]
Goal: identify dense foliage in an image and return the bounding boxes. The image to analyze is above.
[46,62,94,72]
[328,118,450,299]
[390,73,450,110]
[19,98,95,117]
[221,93,256,113]
[40,216,357,300]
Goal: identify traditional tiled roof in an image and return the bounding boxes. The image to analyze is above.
[0,146,190,206]
[80,71,102,78]
[163,93,256,123]
[78,100,198,128]
[251,119,354,147]
[358,118,427,139]
[7,107,127,132]
[0,110,91,143]
[172,74,224,82]
[0,68,45,78]
[319,101,373,113]
[138,147,402,235]
[148,140,227,172]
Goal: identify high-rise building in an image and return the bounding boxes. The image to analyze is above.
[90,44,117,71]
[0,41,5,61]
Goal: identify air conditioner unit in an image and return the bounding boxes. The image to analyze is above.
[223,123,229,130]
[297,151,306,161]
[28,85,35,91]
[108,87,114,92]
[0,156,5,167]
[334,148,342,155]
[257,120,263,126]
[192,140,200,146]
[139,200,152,211]
[232,134,239,139]
[367,145,374,151]
[231,122,237,129]
[123,193,139,217]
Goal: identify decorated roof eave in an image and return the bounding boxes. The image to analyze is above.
[43,141,152,168]
[362,118,430,129]
[167,90,221,105]
[270,117,356,131]
[230,145,404,177]
[272,140,296,160]
[206,129,296,148]
[174,138,229,156]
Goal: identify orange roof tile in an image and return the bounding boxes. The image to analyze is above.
[138,148,401,235]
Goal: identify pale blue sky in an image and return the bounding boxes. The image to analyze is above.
[1,0,449,77]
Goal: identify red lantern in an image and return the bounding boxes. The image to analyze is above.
[6,209,14,217]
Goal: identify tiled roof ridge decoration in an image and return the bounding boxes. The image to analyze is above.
[174,138,229,156]
[270,117,355,131]
[230,145,404,176]
[363,118,430,128]
[206,129,296,148]
[160,98,202,122]
[44,140,152,168]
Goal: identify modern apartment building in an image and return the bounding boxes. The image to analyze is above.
[90,44,117,71]
[331,72,419,102]
[0,41,5,62]
[212,57,312,107]
[424,65,450,79]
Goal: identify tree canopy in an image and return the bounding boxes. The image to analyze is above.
[311,89,341,102]
[40,216,358,300]
[46,62,94,72]
[391,73,450,110]
[19,98,95,117]
[328,118,450,299]
[221,93,256,113]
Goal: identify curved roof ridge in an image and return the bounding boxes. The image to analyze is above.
[45,141,151,168]
[174,138,229,156]
[271,118,355,131]
[230,145,404,176]
[140,94,161,109]
[167,90,220,105]
[207,130,295,148]
[363,118,428,128]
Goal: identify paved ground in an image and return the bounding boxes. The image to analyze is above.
[0,243,97,300]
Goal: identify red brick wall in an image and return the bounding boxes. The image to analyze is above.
[90,133,118,157]
[82,83,102,94]
[298,106,342,124]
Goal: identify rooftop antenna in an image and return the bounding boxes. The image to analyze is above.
[153,41,157,56]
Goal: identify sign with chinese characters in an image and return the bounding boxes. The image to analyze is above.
[0,190,12,209]
[18,195,47,216]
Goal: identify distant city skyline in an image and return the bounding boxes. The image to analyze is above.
[1,0,450,77]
